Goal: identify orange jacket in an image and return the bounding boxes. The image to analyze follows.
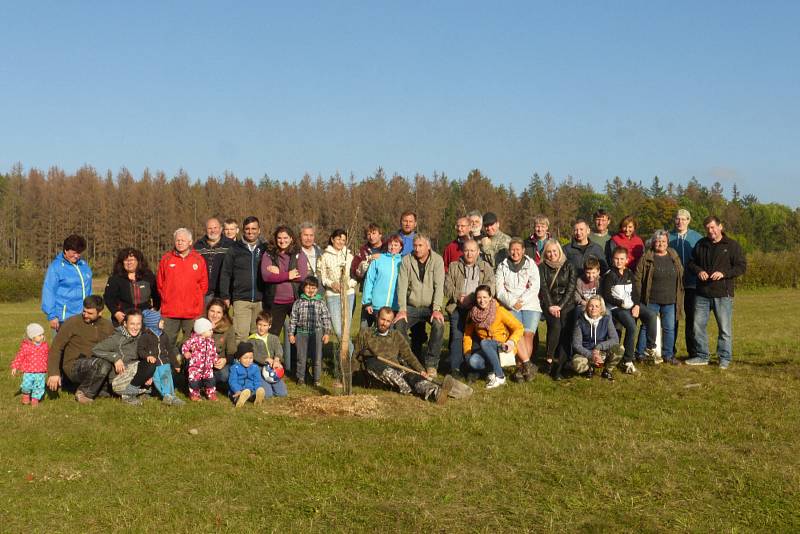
[463,302,524,354]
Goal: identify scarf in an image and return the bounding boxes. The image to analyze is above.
[543,245,567,269]
[507,257,525,274]
[469,299,497,330]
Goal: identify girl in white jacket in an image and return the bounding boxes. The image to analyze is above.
[495,238,542,374]
[317,229,358,367]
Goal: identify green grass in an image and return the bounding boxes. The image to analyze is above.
[1,290,799,532]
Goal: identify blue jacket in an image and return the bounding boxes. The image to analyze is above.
[228,362,263,394]
[572,313,619,358]
[41,252,93,322]
[361,252,402,310]
[668,229,702,289]
[398,231,415,256]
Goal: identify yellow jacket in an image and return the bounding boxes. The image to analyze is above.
[463,302,524,354]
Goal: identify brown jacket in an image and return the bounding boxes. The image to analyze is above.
[634,248,685,319]
[443,258,495,314]
[48,314,115,377]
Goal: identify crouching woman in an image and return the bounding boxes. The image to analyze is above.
[463,285,525,389]
[571,295,623,381]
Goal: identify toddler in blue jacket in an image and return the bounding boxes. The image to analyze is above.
[228,342,266,408]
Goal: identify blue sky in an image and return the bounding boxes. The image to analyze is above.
[1,1,798,206]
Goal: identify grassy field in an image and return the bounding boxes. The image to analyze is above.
[1,289,798,532]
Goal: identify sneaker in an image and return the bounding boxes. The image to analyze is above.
[235,389,252,408]
[664,358,681,366]
[645,348,662,364]
[719,360,730,370]
[601,369,614,381]
[313,380,321,387]
[254,387,266,405]
[486,374,506,389]
[684,357,709,366]
[30,398,40,406]
[189,392,202,402]
[521,361,537,382]
[21,394,31,405]
[623,362,637,375]
[75,390,94,404]
[121,395,142,406]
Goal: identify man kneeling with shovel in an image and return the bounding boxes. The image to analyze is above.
[355,307,472,403]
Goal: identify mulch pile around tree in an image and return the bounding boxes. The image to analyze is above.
[282,394,384,418]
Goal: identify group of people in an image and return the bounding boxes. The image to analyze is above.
[12,207,746,407]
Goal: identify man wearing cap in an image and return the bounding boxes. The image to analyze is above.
[46,295,116,404]
[479,212,511,269]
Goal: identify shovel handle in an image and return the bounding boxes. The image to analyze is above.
[375,356,425,377]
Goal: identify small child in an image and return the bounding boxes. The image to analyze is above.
[139,310,184,406]
[571,295,624,381]
[11,323,49,406]
[288,276,331,386]
[248,311,288,398]
[182,318,218,401]
[228,342,266,408]
[575,257,602,313]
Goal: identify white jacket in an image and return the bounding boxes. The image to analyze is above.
[318,245,357,298]
[495,256,542,312]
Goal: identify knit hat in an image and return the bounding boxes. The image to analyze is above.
[142,309,162,336]
[26,323,45,340]
[235,341,254,359]
[193,317,214,335]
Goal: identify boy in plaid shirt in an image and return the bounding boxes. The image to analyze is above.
[288,276,331,386]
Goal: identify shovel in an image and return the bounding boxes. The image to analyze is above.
[375,356,473,404]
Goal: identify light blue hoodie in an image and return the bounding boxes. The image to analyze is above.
[361,252,402,311]
[668,229,702,289]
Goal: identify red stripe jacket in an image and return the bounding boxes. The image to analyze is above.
[156,249,208,319]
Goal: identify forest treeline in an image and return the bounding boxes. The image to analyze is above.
[1,163,798,275]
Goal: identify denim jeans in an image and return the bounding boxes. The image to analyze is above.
[295,329,324,383]
[448,307,468,373]
[326,293,355,358]
[611,306,657,363]
[693,295,734,363]
[508,309,542,333]
[636,303,676,359]
[466,339,505,378]
[674,288,697,357]
[396,306,445,370]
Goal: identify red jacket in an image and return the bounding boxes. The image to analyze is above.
[157,249,208,319]
[610,233,645,270]
[442,238,465,273]
[11,339,49,373]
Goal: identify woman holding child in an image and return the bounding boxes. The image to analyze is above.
[206,298,237,386]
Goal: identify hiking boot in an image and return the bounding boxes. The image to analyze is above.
[235,389,252,408]
[75,390,94,404]
[623,362,637,374]
[684,357,709,366]
[601,369,614,381]
[511,367,525,383]
[521,360,537,382]
[254,387,266,405]
[121,395,142,406]
[486,374,506,389]
[21,394,31,405]
[31,398,40,407]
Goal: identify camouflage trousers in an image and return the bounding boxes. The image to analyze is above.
[363,358,439,401]
[571,345,624,373]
